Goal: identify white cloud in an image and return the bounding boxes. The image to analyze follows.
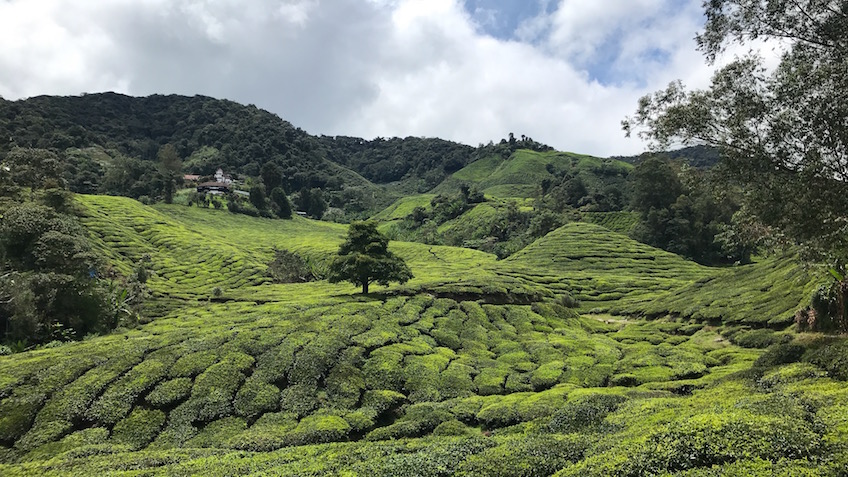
[0,0,760,156]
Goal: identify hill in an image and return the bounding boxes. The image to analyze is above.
[612,145,721,169]
[503,222,818,327]
[1,195,846,476]
[440,149,631,200]
[0,93,478,218]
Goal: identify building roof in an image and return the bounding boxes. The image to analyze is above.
[197,181,231,189]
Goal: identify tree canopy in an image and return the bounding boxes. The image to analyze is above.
[623,0,848,267]
[623,0,848,329]
[327,221,412,294]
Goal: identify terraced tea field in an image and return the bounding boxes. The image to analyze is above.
[503,222,817,327]
[445,149,631,199]
[1,195,844,476]
[580,211,639,235]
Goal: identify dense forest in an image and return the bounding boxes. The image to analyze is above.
[0,94,480,211]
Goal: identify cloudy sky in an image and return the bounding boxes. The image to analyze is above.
[0,0,735,156]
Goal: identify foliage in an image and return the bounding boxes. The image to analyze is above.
[266,248,320,283]
[269,187,292,219]
[319,135,475,188]
[547,393,627,433]
[249,184,268,211]
[0,202,115,344]
[156,144,181,204]
[328,221,412,293]
[296,187,327,219]
[2,148,64,191]
[623,0,848,325]
[629,158,744,264]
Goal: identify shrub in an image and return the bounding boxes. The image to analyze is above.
[146,378,193,408]
[191,360,247,422]
[267,249,317,283]
[433,419,476,437]
[753,343,806,371]
[363,351,405,392]
[227,412,298,452]
[279,384,319,418]
[88,359,168,425]
[169,350,218,378]
[476,398,523,429]
[456,435,588,477]
[803,340,848,380]
[547,393,627,433]
[649,411,820,472]
[730,329,784,349]
[234,379,280,419]
[474,367,509,395]
[366,403,452,440]
[361,390,406,415]
[111,409,166,449]
[21,427,109,463]
[325,363,365,409]
[0,393,46,442]
[342,409,377,434]
[438,363,475,399]
[185,417,247,448]
[283,414,351,446]
[15,419,73,452]
[757,363,826,389]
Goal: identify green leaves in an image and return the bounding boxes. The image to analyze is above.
[328,221,413,294]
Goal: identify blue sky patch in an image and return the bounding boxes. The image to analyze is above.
[462,0,552,40]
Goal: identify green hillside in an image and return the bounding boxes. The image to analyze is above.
[446,149,631,199]
[1,196,846,476]
[370,195,436,222]
[580,211,639,235]
[503,222,818,327]
[503,222,710,308]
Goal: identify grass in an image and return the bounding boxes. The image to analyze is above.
[0,194,840,476]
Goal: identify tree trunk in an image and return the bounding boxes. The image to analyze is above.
[362,282,369,294]
[838,279,848,332]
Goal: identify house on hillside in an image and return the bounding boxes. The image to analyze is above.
[183,174,201,182]
[214,168,233,185]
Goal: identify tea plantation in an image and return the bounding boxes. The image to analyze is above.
[1,195,846,476]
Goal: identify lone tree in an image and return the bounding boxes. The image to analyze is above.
[328,221,412,294]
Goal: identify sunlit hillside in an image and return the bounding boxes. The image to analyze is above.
[1,196,846,476]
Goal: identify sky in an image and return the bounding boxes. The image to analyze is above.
[0,0,741,156]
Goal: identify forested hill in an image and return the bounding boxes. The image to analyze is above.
[612,145,720,169]
[0,93,477,194]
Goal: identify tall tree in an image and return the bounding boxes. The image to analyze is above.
[623,0,848,266]
[157,144,182,204]
[327,221,412,294]
[249,184,268,211]
[261,162,284,192]
[270,187,292,219]
[623,0,848,327]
